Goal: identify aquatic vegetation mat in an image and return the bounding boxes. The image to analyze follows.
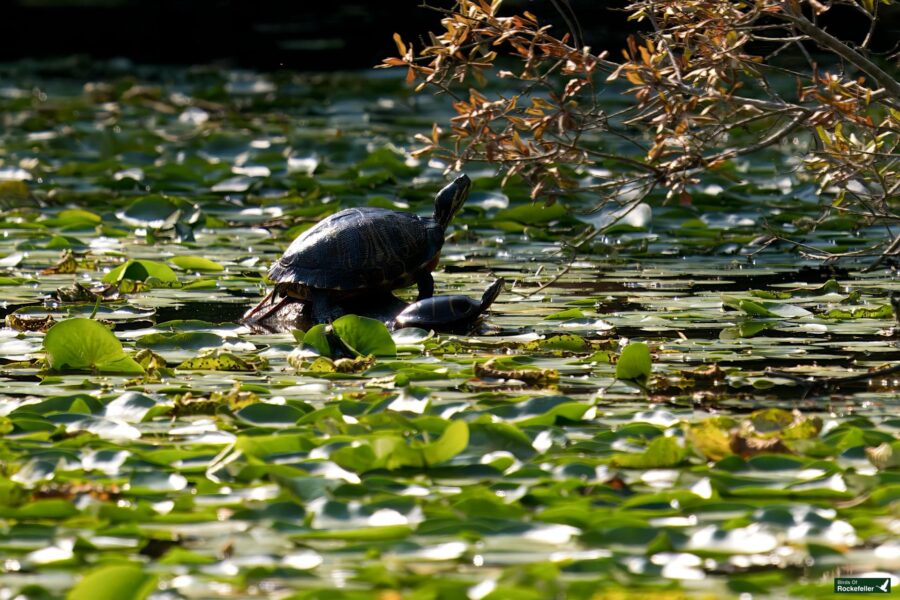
[0,61,897,599]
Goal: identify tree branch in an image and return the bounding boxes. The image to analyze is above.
[775,6,900,101]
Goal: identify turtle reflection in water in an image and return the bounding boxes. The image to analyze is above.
[243,174,471,325]
[245,279,504,334]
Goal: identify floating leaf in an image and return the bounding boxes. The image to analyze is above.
[236,403,304,427]
[103,259,178,284]
[475,358,558,386]
[177,352,259,371]
[43,318,143,374]
[613,435,686,468]
[722,296,811,318]
[302,324,332,356]
[332,315,396,357]
[422,420,470,466]
[616,342,651,382]
[687,417,736,461]
[169,256,224,272]
[523,334,589,353]
[750,279,842,299]
[136,332,223,351]
[821,305,892,320]
[544,308,585,321]
[54,208,102,227]
[67,563,157,600]
[748,408,794,433]
[117,195,183,229]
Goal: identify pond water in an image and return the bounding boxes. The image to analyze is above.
[0,61,897,599]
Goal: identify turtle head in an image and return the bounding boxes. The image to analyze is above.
[480,278,504,311]
[433,174,471,229]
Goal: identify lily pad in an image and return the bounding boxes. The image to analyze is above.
[43,318,144,374]
[616,341,651,383]
[67,563,157,600]
[332,315,396,357]
[169,256,225,272]
[103,259,179,284]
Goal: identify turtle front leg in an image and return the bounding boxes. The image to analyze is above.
[308,291,344,324]
[415,271,434,301]
[242,288,277,321]
[248,296,297,323]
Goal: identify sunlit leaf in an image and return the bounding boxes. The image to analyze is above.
[302,324,332,356]
[422,420,469,466]
[169,256,224,272]
[613,435,686,468]
[103,259,178,284]
[332,315,396,357]
[43,318,143,374]
[616,342,651,382]
[67,564,157,600]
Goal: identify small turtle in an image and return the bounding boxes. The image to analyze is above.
[393,278,504,331]
[244,174,471,324]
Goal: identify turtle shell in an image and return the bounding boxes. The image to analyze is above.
[268,207,443,293]
[394,295,481,329]
[393,279,503,330]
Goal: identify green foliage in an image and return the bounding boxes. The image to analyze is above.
[331,315,397,357]
[333,419,470,471]
[103,259,179,284]
[523,334,589,353]
[302,324,332,355]
[822,305,893,320]
[613,435,687,468]
[722,296,811,318]
[67,564,157,600]
[543,308,585,321]
[43,318,144,374]
[616,342,651,383]
[169,256,224,272]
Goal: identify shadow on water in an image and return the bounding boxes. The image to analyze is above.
[155,302,248,325]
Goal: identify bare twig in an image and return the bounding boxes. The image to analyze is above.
[863,233,900,272]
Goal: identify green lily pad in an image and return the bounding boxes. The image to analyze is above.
[616,342,651,382]
[43,318,144,374]
[332,315,396,357]
[544,308,585,321]
[822,305,893,320]
[169,256,225,272]
[302,324,332,356]
[176,352,256,371]
[103,259,179,284]
[613,435,687,468]
[236,403,304,426]
[722,295,811,318]
[67,564,157,600]
[422,419,470,466]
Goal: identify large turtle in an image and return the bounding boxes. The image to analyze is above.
[244,174,471,324]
